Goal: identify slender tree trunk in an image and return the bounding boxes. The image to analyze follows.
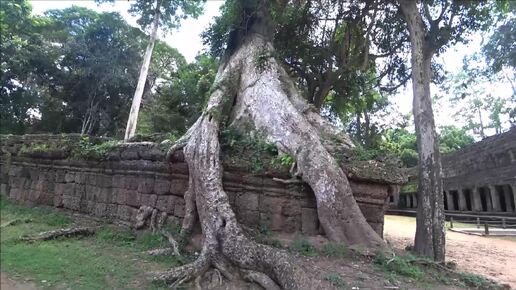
[399,0,445,262]
[124,0,161,141]
[478,108,485,138]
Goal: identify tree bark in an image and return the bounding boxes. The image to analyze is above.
[124,0,161,141]
[398,0,445,262]
[154,3,386,288]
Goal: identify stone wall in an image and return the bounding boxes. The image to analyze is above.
[0,134,405,236]
[441,128,516,213]
[395,128,516,214]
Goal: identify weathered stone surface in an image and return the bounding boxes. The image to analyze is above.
[301,208,319,235]
[0,134,399,237]
[153,179,170,195]
[236,192,259,211]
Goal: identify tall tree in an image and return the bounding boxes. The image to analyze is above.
[101,0,205,141]
[397,0,491,261]
[151,1,385,288]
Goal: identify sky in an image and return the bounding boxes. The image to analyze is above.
[29,0,513,137]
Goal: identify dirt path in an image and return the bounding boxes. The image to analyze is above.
[1,273,38,290]
[384,215,516,288]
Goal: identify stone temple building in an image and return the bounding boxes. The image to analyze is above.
[396,127,516,214]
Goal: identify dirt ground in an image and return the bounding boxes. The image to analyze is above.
[384,215,516,289]
[1,272,38,290]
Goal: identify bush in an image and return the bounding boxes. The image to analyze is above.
[321,243,349,257]
[323,273,348,289]
[289,237,317,257]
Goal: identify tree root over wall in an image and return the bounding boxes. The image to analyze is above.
[151,29,387,289]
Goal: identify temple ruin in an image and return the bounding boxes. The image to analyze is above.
[395,127,516,214]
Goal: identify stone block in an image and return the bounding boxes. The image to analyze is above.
[96,187,113,203]
[236,192,259,211]
[259,196,284,214]
[283,216,301,233]
[62,183,76,196]
[140,194,157,207]
[63,195,80,211]
[156,195,176,213]
[301,208,319,235]
[238,210,260,226]
[117,205,137,221]
[282,200,301,216]
[94,203,108,217]
[112,174,125,188]
[74,172,86,184]
[170,179,187,196]
[137,177,155,194]
[53,193,63,208]
[174,198,185,217]
[120,149,139,160]
[74,184,86,198]
[154,179,170,195]
[55,170,66,183]
[125,190,140,207]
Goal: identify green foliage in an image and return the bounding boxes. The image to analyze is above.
[277,154,294,168]
[138,54,217,135]
[459,272,493,289]
[253,50,271,72]
[321,243,349,258]
[18,143,50,155]
[97,0,204,33]
[289,237,317,257]
[374,251,424,280]
[323,273,348,289]
[220,127,280,173]
[70,136,121,160]
[438,125,475,154]
[0,196,180,289]
[253,223,283,248]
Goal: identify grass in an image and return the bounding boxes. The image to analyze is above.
[289,236,317,257]
[323,273,348,289]
[0,195,183,289]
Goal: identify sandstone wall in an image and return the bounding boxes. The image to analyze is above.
[0,134,402,236]
[442,127,516,190]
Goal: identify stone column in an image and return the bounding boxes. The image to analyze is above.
[511,184,516,212]
[445,191,455,211]
[488,185,501,212]
[503,185,514,212]
[458,190,468,211]
[413,194,418,207]
[471,188,483,212]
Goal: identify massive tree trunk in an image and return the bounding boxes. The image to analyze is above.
[155,5,385,288]
[398,0,445,262]
[124,0,161,141]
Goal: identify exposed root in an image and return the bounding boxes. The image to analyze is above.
[135,205,153,230]
[272,177,303,184]
[161,230,181,256]
[242,269,282,290]
[20,226,96,241]
[146,247,175,256]
[1,218,32,228]
[152,251,211,287]
[135,205,167,233]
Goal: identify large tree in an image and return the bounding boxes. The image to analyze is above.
[397,0,491,261]
[153,1,385,288]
